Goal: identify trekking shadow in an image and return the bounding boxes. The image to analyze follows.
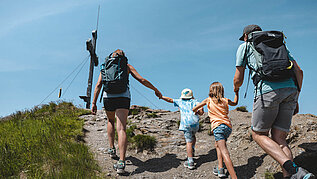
[235,153,267,179]
[195,148,217,168]
[126,153,181,175]
[271,142,317,179]
[292,142,317,175]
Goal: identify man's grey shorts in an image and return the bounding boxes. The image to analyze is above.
[252,87,298,132]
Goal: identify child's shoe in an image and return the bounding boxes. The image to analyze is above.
[113,160,125,174]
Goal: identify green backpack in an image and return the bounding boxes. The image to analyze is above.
[100,53,129,94]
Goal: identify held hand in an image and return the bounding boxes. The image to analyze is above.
[155,90,162,99]
[234,86,240,93]
[91,103,97,115]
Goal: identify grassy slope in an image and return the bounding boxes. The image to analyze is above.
[0,102,100,178]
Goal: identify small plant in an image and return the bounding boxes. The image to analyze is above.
[126,124,137,142]
[198,119,205,132]
[176,119,180,127]
[131,134,157,151]
[264,170,275,179]
[115,124,137,142]
[236,106,248,112]
[129,109,140,116]
[207,125,213,136]
[146,112,158,118]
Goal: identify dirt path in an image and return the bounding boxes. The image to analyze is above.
[82,107,317,178]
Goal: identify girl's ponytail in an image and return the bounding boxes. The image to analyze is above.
[209,82,224,104]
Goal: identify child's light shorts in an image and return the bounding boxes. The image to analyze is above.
[213,124,232,141]
[182,124,199,143]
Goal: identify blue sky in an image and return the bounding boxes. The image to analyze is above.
[1,0,317,117]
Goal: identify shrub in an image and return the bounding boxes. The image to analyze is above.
[264,171,275,179]
[129,109,140,116]
[236,106,248,112]
[115,124,137,142]
[131,134,157,151]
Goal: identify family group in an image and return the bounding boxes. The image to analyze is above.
[91,25,314,179]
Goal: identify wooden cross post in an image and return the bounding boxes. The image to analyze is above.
[80,30,99,109]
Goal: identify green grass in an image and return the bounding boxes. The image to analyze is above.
[0,101,100,178]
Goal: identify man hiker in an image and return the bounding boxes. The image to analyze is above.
[233,25,315,178]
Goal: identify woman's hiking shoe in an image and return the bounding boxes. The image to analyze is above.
[290,167,315,179]
[217,167,227,178]
[113,160,125,174]
[213,167,218,175]
[107,147,116,158]
[213,166,227,177]
[184,161,195,170]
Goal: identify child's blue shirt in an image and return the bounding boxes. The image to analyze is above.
[173,98,200,131]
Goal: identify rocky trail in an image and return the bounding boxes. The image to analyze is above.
[81,106,317,178]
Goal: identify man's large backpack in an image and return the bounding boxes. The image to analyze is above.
[245,31,295,86]
[100,53,129,94]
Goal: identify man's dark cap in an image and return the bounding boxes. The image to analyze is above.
[239,24,262,41]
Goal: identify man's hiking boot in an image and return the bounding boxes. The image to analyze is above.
[184,160,195,170]
[107,147,116,158]
[290,167,315,179]
[113,160,125,174]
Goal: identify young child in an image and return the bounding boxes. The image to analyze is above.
[161,88,203,169]
[193,82,238,179]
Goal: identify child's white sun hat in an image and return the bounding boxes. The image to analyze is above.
[180,88,193,99]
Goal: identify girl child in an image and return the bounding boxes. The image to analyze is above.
[161,88,204,169]
[192,82,238,178]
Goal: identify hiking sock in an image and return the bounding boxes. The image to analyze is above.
[282,160,298,175]
[188,157,194,163]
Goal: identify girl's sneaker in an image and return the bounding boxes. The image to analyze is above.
[184,161,195,170]
[107,147,116,158]
[113,160,125,174]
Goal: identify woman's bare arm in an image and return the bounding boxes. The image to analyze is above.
[91,73,103,114]
[128,64,162,98]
